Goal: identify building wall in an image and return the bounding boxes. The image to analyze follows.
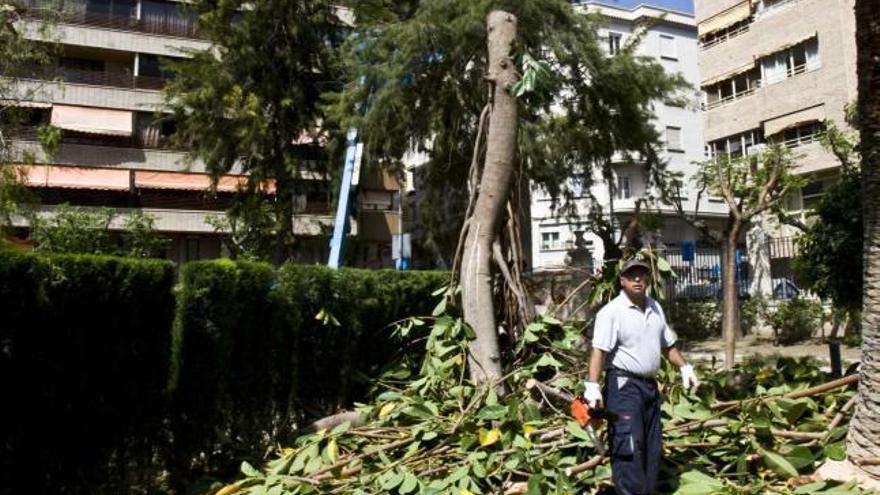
[530,2,725,272]
[697,0,856,155]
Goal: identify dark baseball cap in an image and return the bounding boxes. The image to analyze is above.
[621,256,651,274]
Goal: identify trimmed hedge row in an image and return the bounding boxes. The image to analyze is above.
[1,250,447,491]
[168,261,447,487]
[0,251,176,493]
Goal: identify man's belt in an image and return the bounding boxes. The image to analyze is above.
[607,367,656,383]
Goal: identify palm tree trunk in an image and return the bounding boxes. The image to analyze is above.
[847,0,880,477]
[460,10,518,390]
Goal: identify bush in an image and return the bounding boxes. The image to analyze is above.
[666,299,721,341]
[741,294,768,335]
[169,261,447,488]
[768,297,824,345]
[0,250,175,493]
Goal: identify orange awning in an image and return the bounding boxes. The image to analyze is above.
[134,171,276,194]
[20,164,131,190]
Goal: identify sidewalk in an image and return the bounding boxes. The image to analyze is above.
[682,335,862,367]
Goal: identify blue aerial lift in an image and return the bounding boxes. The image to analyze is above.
[326,128,362,269]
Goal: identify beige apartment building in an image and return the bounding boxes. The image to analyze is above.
[696,0,856,295]
[6,0,403,266]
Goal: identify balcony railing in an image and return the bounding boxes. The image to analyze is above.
[59,67,166,90]
[699,22,750,50]
[8,125,178,150]
[703,81,761,110]
[12,65,167,91]
[21,1,200,39]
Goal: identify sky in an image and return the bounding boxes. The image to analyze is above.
[576,0,695,15]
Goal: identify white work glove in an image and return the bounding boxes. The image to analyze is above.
[680,364,700,392]
[583,381,603,408]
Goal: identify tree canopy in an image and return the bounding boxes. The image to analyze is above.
[162,0,344,258]
[328,0,689,264]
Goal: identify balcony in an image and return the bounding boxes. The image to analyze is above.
[21,0,201,39]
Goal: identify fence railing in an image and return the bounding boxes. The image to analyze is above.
[22,2,201,39]
[699,22,750,50]
[703,80,761,110]
[660,246,751,302]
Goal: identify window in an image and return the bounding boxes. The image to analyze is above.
[759,37,820,85]
[659,34,677,60]
[185,238,200,261]
[570,174,588,197]
[666,126,683,152]
[616,176,631,200]
[702,67,762,109]
[770,121,825,148]
[707,129,765,159]
[607,32,622,55]
[541,231,562,251]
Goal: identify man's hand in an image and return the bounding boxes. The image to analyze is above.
[583,381,603,408]
[680,364,700,392]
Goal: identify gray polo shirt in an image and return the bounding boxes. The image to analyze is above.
[592,291,677,377]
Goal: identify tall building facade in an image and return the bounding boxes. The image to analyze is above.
[6,1,402,267]
[530,0,727,272]
[695,0,857,294]
[696,0,856,227]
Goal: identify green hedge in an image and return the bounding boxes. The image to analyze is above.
[169,261,447,487]
[0,250,176,493]
[0,250,446,492]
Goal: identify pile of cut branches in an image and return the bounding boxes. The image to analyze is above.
[214,313,866,495]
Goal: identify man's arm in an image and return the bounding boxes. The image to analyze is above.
[663,345,687,367]
[589,347,605,383]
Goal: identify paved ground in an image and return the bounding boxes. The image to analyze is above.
[681,335,862,367]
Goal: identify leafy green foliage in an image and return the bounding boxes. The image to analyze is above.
[0,250,175,493]
[332,0,688,263]
[666,300,722,341]
[169,261,447,488]
[206,194,279,261]
[792,171,862,313]
[121,210,168,258]
[162,0,342,257]
[768,298,825,345]
[221,311,863,494]
[29,203,115,254]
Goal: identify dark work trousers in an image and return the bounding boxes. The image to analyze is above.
[604,371,662,495]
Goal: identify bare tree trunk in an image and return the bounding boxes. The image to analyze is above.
[721,223,741,369]
[460,10,518,389]
[847,0,880,477]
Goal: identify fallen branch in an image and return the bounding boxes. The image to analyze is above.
[298,411,366,434]
[525,378,574,404]
[853,457,880,466]
[565,455,606,476]
[711,374,859,411]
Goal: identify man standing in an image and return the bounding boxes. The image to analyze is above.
[583,255,699,494]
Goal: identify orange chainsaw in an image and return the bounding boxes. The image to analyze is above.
[570,397,618,456]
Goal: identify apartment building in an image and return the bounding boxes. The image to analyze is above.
[5,0,402,266]
[530,0,728,272]
[696,0,857,227]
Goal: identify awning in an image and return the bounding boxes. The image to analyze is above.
[698,1,751,36]
[50,105,134,136]
[763,105,825,136]
[753,33,818,60]
[135,171,242,192]
[134,171,276,194]
[701,63,756,87]
[20,164,131,190]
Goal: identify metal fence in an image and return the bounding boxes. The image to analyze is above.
[660,246,750,302]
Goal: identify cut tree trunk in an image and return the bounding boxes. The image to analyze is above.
[460,10,519,390]
[721,224,741,369]
[847,0,880,478]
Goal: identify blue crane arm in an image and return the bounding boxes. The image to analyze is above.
[327,128,361,269]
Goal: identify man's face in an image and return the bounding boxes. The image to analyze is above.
[620,267,651,297]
